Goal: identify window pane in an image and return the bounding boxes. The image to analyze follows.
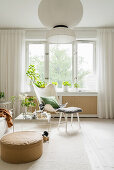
[29,44,45,81]
[49,44,72,88]
[77,42,96,90]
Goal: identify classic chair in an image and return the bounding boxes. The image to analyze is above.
[33,84,82,132]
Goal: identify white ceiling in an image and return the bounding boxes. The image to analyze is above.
[0,0,114,28]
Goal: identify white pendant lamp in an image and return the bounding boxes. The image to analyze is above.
[38,0,83,43]
[46,26,76,43]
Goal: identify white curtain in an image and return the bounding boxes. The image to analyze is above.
[97,29,114,118]
[0,30,25,111]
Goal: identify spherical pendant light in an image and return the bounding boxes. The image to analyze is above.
[38,0,83,28]
[38,0,83,43]
[46,26,76,43]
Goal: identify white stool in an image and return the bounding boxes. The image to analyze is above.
[57,107,82,132]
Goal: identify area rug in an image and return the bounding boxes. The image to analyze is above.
[0,122,92,170]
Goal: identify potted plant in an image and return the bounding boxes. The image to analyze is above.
[52,82,58,88]
[26,65,47,88]
[62,81,71,92]
[74,82,80,91]
[26,65,40,83]
[21,96,36,119]
[10,96,16,114]
[0,92,4,102]
[34,81,47,88]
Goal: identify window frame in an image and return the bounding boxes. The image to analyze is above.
[26,40,96,89]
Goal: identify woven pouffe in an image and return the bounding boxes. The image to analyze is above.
[1,131,43,164]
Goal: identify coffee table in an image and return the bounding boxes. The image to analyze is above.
[14,112,51,132]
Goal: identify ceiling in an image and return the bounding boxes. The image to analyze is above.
[0,0,114,29]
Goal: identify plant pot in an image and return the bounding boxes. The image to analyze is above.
[63,85,68,92]
[53,84,58,89]
[74,88,79,92]
[30,84,34,91]
[0,98,4,103]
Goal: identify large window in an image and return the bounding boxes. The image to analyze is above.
[49,44,72,88]
[26,41,96,91]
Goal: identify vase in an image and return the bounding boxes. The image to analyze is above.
[74,88,79,92]
[24,107,27,119]
[53,84,57,89]
[63,85,68,92]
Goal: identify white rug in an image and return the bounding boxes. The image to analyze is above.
[0,122,92,170]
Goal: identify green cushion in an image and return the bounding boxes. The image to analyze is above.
[40,96,60,109]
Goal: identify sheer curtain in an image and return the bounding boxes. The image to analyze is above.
[97,29,114,118]
[0,30,25,111]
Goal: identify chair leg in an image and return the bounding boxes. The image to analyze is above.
[71,113,73,126]
[65,114,68,132]
[58,112,62,129]
[77,112,81,128]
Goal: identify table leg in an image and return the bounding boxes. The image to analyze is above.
[71,113,73,126]
[58,112,62,129]
[65,114,68,132]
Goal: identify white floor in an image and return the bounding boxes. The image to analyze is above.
[81,118,114,170]
[1,118,114,170]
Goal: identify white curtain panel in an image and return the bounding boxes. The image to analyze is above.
[0,30,25,102]
[97,29,114,118]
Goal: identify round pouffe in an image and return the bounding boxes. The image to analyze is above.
[1,131,43,164]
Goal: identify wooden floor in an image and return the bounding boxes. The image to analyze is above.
[4,118,114,170]
[81,118,114,170]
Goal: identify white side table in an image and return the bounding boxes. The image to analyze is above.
[15,112,51,132]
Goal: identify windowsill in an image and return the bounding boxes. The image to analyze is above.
[56,88,98,96]
[23,88,98,96]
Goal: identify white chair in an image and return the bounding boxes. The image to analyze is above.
[33,84,82,132]
[33,83,59,105]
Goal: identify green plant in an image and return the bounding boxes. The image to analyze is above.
[26,65,40,83]
[21,96,36,108]
[0,92,4,99]
[26,65,47,88]
[10,96,16,104]
[74,83,80,88]
[52,82,58,86]
[62,81,71,86]
[34,81,47,88]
